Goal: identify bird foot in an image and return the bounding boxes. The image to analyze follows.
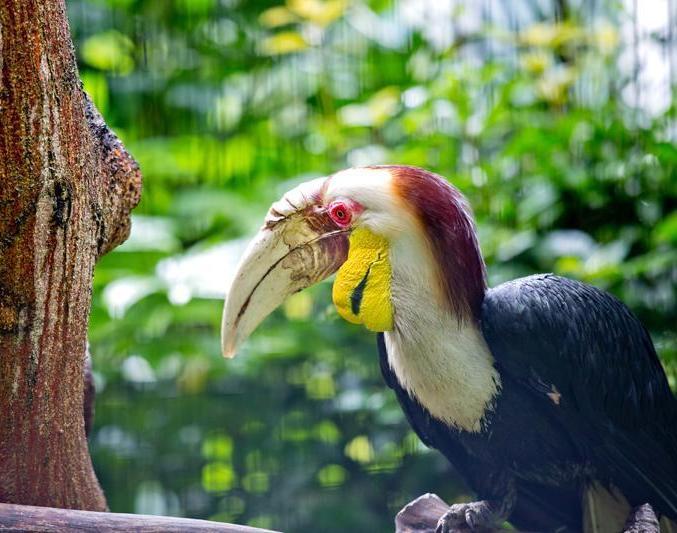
[435,501,497,533]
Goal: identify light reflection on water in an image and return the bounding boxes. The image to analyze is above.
[90,377,463,532]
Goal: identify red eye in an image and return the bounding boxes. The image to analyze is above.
[329,202,352,227]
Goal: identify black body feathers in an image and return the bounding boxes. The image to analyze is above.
[378,274,677,532]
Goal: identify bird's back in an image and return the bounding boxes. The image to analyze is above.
[378,274,677,531]
[481,275,677,520]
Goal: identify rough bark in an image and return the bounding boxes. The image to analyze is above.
[395,494,514,533]
[0,0,141,511]
[0,503,279,533]
[83,349,95,438]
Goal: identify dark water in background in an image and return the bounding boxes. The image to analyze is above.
[90,369,468,532]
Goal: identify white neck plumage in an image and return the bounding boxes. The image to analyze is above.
[383,233,501,433]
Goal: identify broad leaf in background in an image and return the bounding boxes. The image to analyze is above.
[67,0,676,531]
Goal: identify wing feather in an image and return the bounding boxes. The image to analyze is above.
[481,274,677,517]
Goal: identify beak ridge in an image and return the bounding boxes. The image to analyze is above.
[221,179,348,357]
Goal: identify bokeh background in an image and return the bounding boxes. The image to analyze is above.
[65,0,676,531]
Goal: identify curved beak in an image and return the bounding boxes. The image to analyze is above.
[221,178,349,357]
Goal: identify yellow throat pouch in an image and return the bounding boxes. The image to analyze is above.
[332,227,393,332]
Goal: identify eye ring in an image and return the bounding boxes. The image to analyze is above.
[329,201,352,227]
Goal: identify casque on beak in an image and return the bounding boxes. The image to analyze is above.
[221,178,349,357]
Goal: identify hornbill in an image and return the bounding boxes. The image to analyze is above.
[221,165,677,532]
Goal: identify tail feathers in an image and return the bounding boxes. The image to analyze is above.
[661,516,677,533]
[509,480,582,532]
[583,482,677,533]
[583,482,630,533]
[602,428,677,518]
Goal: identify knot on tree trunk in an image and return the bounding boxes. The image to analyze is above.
[83,92,142,257]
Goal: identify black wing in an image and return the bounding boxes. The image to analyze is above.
[377,333,583,532]
[481,274,677,517]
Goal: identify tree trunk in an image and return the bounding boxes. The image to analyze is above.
[0,0,141,511]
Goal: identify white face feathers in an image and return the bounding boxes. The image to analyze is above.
[327,167,501,432]
[324,168,418,238]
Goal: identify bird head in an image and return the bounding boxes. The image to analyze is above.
[221,165,486,357]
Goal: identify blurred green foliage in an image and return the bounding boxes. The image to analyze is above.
[67,0,675,531]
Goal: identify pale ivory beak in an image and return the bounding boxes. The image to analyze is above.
[221,178,349,357]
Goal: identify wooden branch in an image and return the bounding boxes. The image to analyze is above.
[0,503,279,533]
[396,493,448,533]
[623,504,659,533]
[396,493,662,533]
[395,494,517,533]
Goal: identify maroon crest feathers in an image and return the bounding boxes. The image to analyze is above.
[384,165,488,322]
